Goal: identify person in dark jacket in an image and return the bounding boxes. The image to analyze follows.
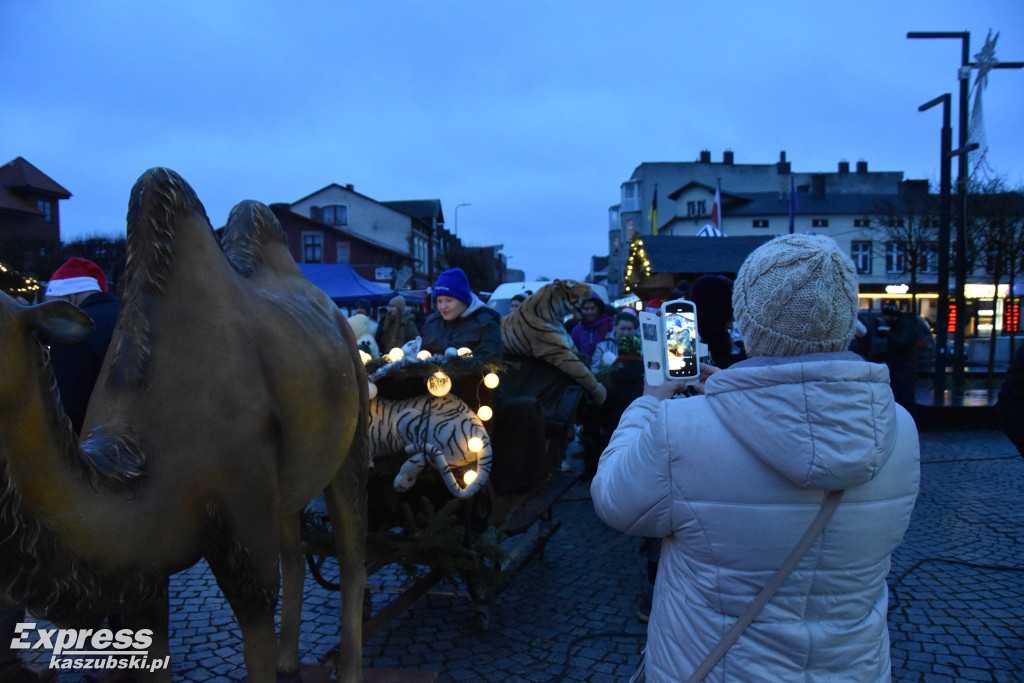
[376,294,419,354]
[421,268,502,361]
[878,305,919,419]
[44,257,120,434]
[996,341,1024,457]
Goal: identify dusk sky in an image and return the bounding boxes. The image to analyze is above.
[3,1,1022,282]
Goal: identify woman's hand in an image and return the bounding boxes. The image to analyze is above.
[642,362,721,400]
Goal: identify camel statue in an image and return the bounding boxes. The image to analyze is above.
[0,168,368,682]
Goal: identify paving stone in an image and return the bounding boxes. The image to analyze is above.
[15,428,1023,682]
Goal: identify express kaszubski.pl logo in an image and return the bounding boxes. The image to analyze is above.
[11,622,171,673]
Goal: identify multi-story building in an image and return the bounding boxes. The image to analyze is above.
[282,183,441,290]
[607,150,1022,345]
[0,157,71,279]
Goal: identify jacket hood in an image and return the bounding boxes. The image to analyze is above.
[461,293,486,318]
[704,352,898,490]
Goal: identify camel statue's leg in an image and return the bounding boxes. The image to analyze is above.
[121,588,172,683]
[206,539,280,683]
[277,511,305,679]
[324,478,366,683]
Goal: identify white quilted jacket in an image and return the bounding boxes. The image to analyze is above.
[591,352,920,682]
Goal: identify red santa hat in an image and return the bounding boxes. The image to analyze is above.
[46,257,108,297]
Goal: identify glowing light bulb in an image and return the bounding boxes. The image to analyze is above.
[367,382,378,400]
[457,347,472,357]
[417,350,432,360]
[467,436,484,453]
[426,371,452,397]
[477,405,493,421]
[389,347,404,361]
[359,350,372,364]
[483,372,499,389]
[463,470,478,486]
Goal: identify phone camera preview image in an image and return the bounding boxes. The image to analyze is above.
[665,308,698,378]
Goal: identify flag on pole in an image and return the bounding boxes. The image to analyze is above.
[649,185,659,235]
[710,181,722,233]
[788,175,799,234]
[697,180,726,237]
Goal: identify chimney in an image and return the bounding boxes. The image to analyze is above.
[346,183,354,190]
[838,161,850,174]
[723,150,734,165]
[699,149,712,163]
[776,150,791,175]
[811,173,826,199]
[856,160,868,174]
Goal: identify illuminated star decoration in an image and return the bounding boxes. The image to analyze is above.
[967,30,999,181]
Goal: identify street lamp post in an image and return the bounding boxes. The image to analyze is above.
[918,93,953,400]
[454,203,471,237]
[907,31,1023,392]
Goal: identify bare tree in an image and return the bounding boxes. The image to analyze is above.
[968,179,1024,386]
[870,183,939,315]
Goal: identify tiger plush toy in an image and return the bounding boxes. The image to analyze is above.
[368,392,492,499]
[501,279,607,405]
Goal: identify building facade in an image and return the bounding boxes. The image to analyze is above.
[0,157,71,278]
[608,150,1023,345]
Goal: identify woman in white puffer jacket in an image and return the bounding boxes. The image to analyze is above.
[591,234,920,682]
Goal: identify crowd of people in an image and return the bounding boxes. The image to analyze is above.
[6,241,1023,682]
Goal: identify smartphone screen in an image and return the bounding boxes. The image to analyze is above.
[664,301,698,378]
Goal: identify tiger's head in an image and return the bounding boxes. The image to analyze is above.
[521,279,593,322]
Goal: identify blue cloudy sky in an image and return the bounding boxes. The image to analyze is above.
[3,0,1022,281]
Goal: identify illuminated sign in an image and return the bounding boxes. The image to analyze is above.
[885,284,910,294]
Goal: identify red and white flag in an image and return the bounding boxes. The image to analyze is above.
[697,181,726,237]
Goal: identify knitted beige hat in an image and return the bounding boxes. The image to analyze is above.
[733,233,859,357]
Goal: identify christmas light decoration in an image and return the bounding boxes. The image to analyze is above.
[426,371,452,397]
[483,372,500,389]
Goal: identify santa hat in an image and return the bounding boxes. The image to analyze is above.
[46,258,108,297]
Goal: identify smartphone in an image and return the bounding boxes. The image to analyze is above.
[663,300,699,381]
[639,299,700,385]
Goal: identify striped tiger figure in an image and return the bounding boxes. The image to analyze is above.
[501,279,607,405]
[369,392,492,499]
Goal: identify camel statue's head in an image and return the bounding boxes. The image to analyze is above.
[0,292,94,408]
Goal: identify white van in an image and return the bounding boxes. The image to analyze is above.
[486,281,609,317]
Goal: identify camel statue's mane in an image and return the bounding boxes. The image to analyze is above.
[222,199,287,275]
[111,168,204,390]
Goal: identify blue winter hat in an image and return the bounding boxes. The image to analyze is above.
[433,267,473,306]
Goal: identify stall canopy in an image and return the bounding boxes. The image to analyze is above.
[297,263,397,307]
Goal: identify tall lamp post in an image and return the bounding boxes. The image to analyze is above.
[454,203,471,237]
[907,31,1023,392]
[918,94,978,399]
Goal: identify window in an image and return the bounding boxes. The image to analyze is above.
[885,241,905,274]
[854,218,870,228]
[36,199,52,222]
[925,218,940,228]
[336,241,350,263]
[920,242,938,274]
[321,204,348,226]
[697,200,707,216]
[812,218,829,228]
[303,232,323,263]
[888,218,905,228]
[851,241,872,274]
[752,219,769,228]
[687,201,698,217]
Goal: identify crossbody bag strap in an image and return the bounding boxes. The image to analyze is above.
[687,489,846,683]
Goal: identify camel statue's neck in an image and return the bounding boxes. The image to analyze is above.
[1,341,85,521]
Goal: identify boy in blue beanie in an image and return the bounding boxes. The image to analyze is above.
[421,268,502,360]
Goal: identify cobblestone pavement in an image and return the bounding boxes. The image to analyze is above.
[21,429,1024,682]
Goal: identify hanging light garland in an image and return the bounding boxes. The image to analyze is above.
[623,237,653,293]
